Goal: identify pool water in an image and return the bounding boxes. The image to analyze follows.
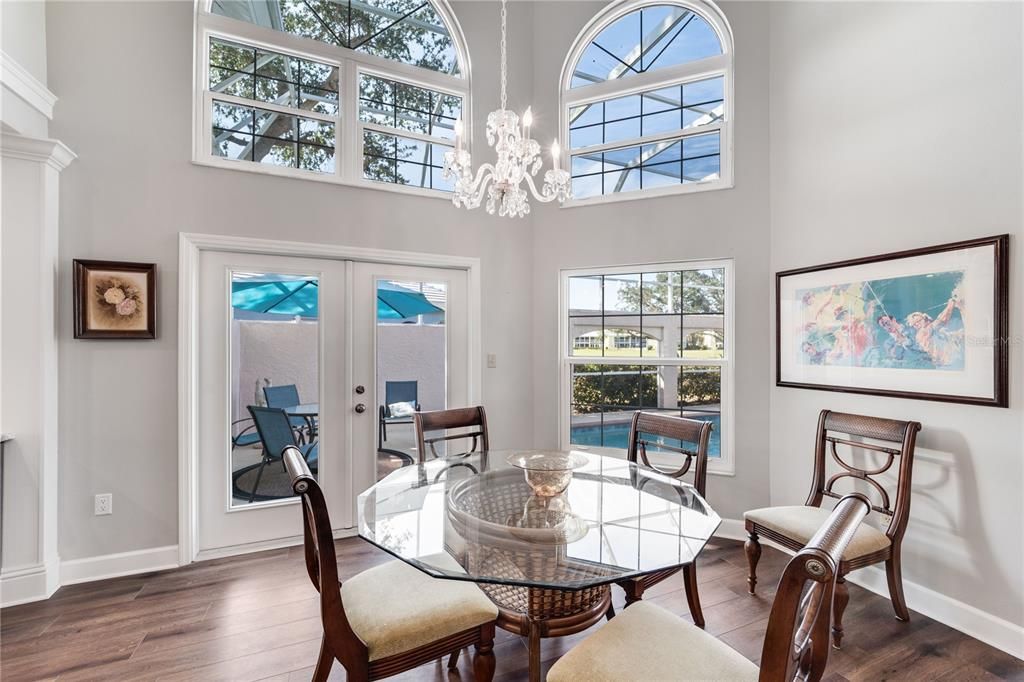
[571,415,722,458]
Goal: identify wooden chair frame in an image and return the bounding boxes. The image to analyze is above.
[414,406,489,463]
[759,493,872,681]
[745,409,921,648]
[282,446,496,682]
[615,411,713,626]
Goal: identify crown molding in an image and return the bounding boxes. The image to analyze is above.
[0,50,57,120]
[0,133,76,171]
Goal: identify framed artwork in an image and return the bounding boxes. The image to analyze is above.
[73,260,156,339]
[776,235,1008,407]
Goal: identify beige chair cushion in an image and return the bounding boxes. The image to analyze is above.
[341,558,498,661]
[547,600,759,682]
[744,505,890,560]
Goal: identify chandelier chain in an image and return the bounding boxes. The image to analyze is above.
[499,0,508,110]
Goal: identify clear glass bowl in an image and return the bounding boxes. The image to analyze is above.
[506,451,589,496]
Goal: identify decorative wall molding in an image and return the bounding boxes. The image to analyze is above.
[713,518,1023,661]
[0,561,59,608]
[60,545,180,586]
[0,51,57,119]
[0,133,76,170]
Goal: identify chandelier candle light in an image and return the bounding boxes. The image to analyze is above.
[443,0,572,217]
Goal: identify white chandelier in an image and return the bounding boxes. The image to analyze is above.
[443,0,572,218]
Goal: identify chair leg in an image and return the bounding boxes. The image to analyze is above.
[472,631,496,682]
[248,457,268,504]
[312,635,334,682]
[831,573,850,649]
[605,603,616,620]
[448,648,460,669]
[683,563,705,628]
[886,557,910,621]
[745,530,762,594]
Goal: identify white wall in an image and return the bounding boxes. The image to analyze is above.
[1,1,47,84]
[47,0,536,561]
[377,324,447,413]
[527,1,774,521]
[232,321,319,423]
[769,0,1023,634]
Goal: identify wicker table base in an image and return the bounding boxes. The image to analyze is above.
[481,583,611,682]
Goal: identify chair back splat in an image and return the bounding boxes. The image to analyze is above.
[807,410,921,542]
[759,493,872,682]
[627,411,713,495]
[414,406,489,462]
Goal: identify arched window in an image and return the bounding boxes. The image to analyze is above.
[560,0,733,203]
[194,0,470,196]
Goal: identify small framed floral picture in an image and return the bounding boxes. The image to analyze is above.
[73,259,156,339]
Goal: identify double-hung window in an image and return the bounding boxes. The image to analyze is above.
[194,0,470,196]
[560,1,734,204]
[561,260,734,474]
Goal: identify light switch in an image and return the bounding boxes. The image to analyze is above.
[486,353,497,368]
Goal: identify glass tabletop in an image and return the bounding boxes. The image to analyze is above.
[357,450,721,590]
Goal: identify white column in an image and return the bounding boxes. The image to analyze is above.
[1,133,76,606]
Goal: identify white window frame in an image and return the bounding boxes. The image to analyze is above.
[558,0,735,207]
[558,259,735,475]
[192,1,472,199]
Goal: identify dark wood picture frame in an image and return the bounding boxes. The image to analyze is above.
[776,235,1009,407]
[73,259,156,339]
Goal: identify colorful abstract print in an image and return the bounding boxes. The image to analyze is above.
[797,271,965,371]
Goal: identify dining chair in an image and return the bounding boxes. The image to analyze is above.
[282,446,498,682]
[378,380,420,448]
[263,383,311,438]
[744,409,921,648]
[548,493,873,682]
[614,411,712,626]
[414,406,489,462]
[247,406,318,504]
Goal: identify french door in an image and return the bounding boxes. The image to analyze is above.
[195,250,469,558]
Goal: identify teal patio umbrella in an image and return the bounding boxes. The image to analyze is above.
[231,280,443,319]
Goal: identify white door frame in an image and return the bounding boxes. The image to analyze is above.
[177,232,482,567]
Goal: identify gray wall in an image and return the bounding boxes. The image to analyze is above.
[48,0,537,560]
[768,2,1023,627]
[527,1,774,521]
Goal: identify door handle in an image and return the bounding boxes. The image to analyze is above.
[354,403,366,414]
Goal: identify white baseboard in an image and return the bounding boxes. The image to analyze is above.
[193,527,356,563]
[60,545,180,586]
[0,561,60,607]
[714,517,1023,661]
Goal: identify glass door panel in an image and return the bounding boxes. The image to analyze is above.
[229,271,320,508]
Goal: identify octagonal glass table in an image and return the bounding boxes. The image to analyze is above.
[358,450,720,681]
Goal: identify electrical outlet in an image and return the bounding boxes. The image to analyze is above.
[94,493,112,516]
[486,353,497,368]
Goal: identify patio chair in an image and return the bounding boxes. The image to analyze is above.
[264,383,313,441]
[378,380,420,448]
[246,405,318,504]
[548,493,873,682]
[231,416,260,449]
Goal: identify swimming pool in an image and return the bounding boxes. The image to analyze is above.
[570,415,722,458]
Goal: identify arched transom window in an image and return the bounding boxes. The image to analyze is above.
[560,0,733,203]
[194,0,470,196]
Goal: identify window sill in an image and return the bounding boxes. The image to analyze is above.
[560,176,734,209]
[191,155,455,201]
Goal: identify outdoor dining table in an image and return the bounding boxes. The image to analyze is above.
[283,403,318,439]
[358,449,720,682]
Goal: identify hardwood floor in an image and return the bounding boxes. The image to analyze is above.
[2,538,1021,681]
